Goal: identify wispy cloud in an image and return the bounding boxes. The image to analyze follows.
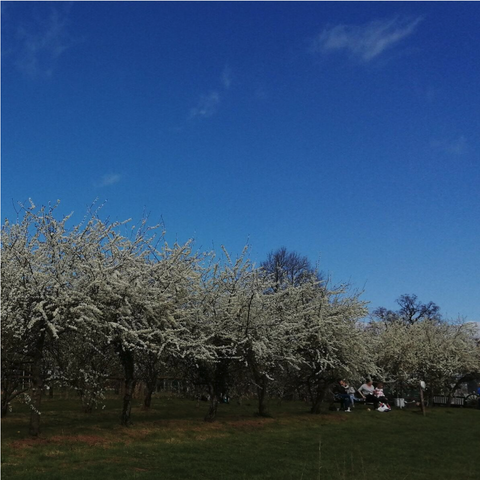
[189,91,221,119]
[311,16,422,63]
[9,4,73,77]
[430,135,468,156]
[189,66,233,119]
[97,173,122,187]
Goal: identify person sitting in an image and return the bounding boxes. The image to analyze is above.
[333,379,352,412]
[346,383,357,408]
[373,382,391,410]
[358,379,379,408]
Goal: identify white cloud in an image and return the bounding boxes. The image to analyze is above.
[430,136,468,156]
[188,66,233,119]
[12,4,74,77]
[312,16,422,62]
[98,174,121,187]
[189,91,221,119]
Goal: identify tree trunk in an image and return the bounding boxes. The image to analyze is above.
[143,362,159,410]
[204,394,219,422]
[310,398,322,415]
[29,332,46,436]
[1,379,12,418]
[419,383,426,416]
[310,377,328,414]
[257,388,268,416]
[143,384,155,409]
[247,352,270,417]
[256,375,270,417]
[306,376,327,414]
[118,347,136,426]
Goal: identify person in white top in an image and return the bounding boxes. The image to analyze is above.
[358,379,380,409]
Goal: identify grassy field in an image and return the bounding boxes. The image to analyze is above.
[1,394,479,480]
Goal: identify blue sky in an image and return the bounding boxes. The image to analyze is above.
[2,2,479,321]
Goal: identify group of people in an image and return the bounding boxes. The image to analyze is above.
[333,379,391,412]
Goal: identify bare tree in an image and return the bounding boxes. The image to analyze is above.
[260,247,321,291]
[372,294,441,325]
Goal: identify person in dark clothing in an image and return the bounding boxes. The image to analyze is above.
[333,379,352,412]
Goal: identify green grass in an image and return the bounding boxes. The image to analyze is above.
[2,395,479,479]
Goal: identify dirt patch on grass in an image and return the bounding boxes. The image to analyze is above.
[9,437,51,449]
[153,416,275,431]
[6,413,338,451]
[55,434,112,446]
[9,434,113,450]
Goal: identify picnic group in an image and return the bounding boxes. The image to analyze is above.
[334,379,391,413]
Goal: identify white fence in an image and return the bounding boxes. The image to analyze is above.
[432,396,465,406]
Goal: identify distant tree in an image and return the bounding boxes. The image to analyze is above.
[260,247,320,291]
[372,294,441,325]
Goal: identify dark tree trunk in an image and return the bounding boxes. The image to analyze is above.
[139,352,160,410]
[143,365,158,410]
[1,378,12,418]
[310,398,323,414]
[143,384,155,409]
[118,347,136,426]
[310,377,328,414]
[254,374,269,417]
[246,351,270,417]
[29,333,46,436]
[199,356,231,422]
[204,393,219,422]
[257,386,268,416]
